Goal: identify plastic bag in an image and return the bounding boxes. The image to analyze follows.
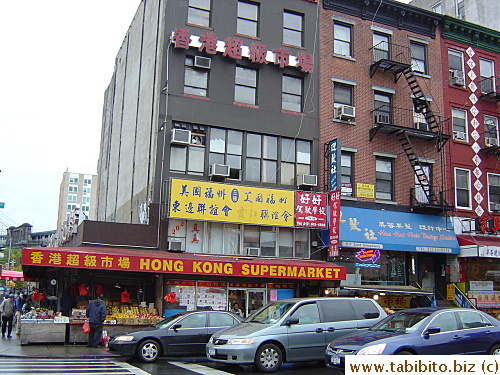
[82,320,90,334]
[101,330,109,347]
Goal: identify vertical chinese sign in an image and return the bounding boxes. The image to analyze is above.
[329,139,341,191]
[329,190,341,257]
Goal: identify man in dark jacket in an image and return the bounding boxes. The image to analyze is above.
[86,294,107,348]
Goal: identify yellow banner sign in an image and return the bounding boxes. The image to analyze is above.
[169,179,295,226]
[356,183,375,198]
[377,296,411,310]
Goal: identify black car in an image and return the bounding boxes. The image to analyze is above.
[108,310,243,362]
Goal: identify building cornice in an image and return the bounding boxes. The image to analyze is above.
[442,16,500,54]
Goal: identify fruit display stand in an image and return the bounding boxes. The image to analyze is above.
[19,311,67,345]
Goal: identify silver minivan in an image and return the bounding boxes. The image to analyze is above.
[206,297,387,372]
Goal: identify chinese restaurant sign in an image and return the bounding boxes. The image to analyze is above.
[172,29,314,73]
[329,190,341,257]
[22,248,346,281]
[294,191,327,228]
[169,179,295,227]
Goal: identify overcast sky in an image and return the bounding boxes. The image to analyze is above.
[0,1,141,232]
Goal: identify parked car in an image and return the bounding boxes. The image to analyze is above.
[108,310,242,362]
[326,307,500,368]
[206,297,386,373]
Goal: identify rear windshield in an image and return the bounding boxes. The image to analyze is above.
[245,302,295,324]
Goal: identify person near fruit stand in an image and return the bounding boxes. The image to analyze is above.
[14,293,27,335]
[60,289,76,317]
[0,294,16,338]
[86,294,107,348]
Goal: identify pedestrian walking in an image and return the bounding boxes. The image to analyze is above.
[14,293,27,334]
[0,294,16,338]
[86,294,107,348]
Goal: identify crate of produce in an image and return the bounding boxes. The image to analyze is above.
[115,318,128,325]
[125,318,140,325]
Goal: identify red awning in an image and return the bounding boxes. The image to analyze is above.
[457,234,500,258]
[0,270,34,282]
[22,247,346,281]
[457,234,500,247]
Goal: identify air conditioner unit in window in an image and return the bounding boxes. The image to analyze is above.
[334,105,355,120]
[453,131,466,140]
[450,70,465,86]
[375,114,391,125]
[209,164,230,177]
[194,56,211,69]
[171,128,192,145]
[486,137,498,147]
[167,241,184,252]
[245,247,260,256]
[490,202,500,212]
[414,122,428,131]
[297,174,318,187]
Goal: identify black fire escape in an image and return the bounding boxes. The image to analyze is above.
[479,76,500,157]
[369,42,453,214]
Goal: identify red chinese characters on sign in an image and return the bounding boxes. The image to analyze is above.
[249,42,269,64]
[173,28,191,49]
[478,215,500,234]
[223,37,243,59]
[198,32,218,54]
[297,52,314,73]
[329,190,341,257]
[294,192,327,228]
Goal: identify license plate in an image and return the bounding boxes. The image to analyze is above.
[209,348,216,356]
[330,355,340,365]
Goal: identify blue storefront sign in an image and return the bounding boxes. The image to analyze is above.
[329,139,341,191]
[322,206,459,254]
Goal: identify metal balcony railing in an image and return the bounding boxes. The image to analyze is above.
[479,76,500,101]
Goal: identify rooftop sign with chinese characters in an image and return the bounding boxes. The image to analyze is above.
[172,28,314,73]
[169,178,295,227]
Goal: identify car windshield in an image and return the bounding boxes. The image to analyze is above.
[152,313,183,328]
[371,311,431,333]
[244,302,295,324]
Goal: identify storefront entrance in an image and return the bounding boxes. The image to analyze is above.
[228,288,266,318]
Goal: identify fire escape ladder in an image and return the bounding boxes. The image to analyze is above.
[401,67,439,133]
[397,131,437,204]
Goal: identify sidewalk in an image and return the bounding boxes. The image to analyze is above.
[0,333,120,359]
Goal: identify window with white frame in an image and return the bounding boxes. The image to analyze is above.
[334,82,353,107]
[373,33,390,61]
[282,75,303,113]
[187,0,211,27]
[283,10,303,47]
[485,115,499,147]
[410,41,427,74]
[333,22,352,57]
[480,58,495,94]
[431,2,442,13]
[69,177,78,184]
[488,173,500,212]
[235,66,257,105]
[341,152,354,197]
[448,49,465,86]
[456,0,465,19]
[237,1,258,37]
[68,195,77,202]
[376,157,393,201]
[68,186,78,193]
[455,168,471,209]
[452,108,467,141]
[209,128,243,180]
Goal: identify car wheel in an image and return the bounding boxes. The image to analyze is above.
[396,351,413,355]
[489,345,500,355]
[137,339,161,363]
[255,343,283,373]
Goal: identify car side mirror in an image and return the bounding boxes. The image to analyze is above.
[425,327,440,335]
[172,323,182,331]
[285,317,300,326]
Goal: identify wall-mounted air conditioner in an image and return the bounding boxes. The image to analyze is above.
[453,131,466,141]
[375,114,390,124]
[194,56,211,69]
[450,70,465,86]
[297,174,318,187]
[245,247,260,256]
[486,137,498,147]
[209,164,230,178]
[490,202,500,212]
[167,241,184,252]
[414,122,428,131]
[334,105,355,120]
[171,128,192,145]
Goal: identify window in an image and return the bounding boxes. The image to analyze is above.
[282,75,302,113]
[452,108,467,141]
[209,128,242,180]
[457,311,492,329]
[480,58,495,93]
[187,0,211,27]
[334,82,353,106]
[410,42,427,74]
[318,299,355,322]
[333,22,352,57]
[68,195,77,202]
[179,313,207,328]
[83,179,92,185]
[448,49,464,86]
[184,56,209,97]
[283,11,303,47]
[208,313,239,328]
[170,123,206,175]
[376,157,393,201]
[485,115,499,146]
[415,163,431,204]
[431,2,442,13]
[373,33,390,61]
[67,204,76,211]
[237,1,258,37]
[291,303,320,324]
[69,177,78,184]
[455,168,471,209]
[281,139,311,186]
[429,312,458,333]
[68,186,78,193]
[488,173,500,211]
[83,187,91,194]
[235,66,257,105]
[82,196,90,203]
[341,152,354,197]
[456,0,465,19]
[374,92,392,124]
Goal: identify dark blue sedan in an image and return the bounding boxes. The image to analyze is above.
[326,307,500,367]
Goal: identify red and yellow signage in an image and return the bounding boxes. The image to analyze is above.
[169,179,295,227]
[22,247,346,281]
[377,296,411,310]
[295,191,327,228]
